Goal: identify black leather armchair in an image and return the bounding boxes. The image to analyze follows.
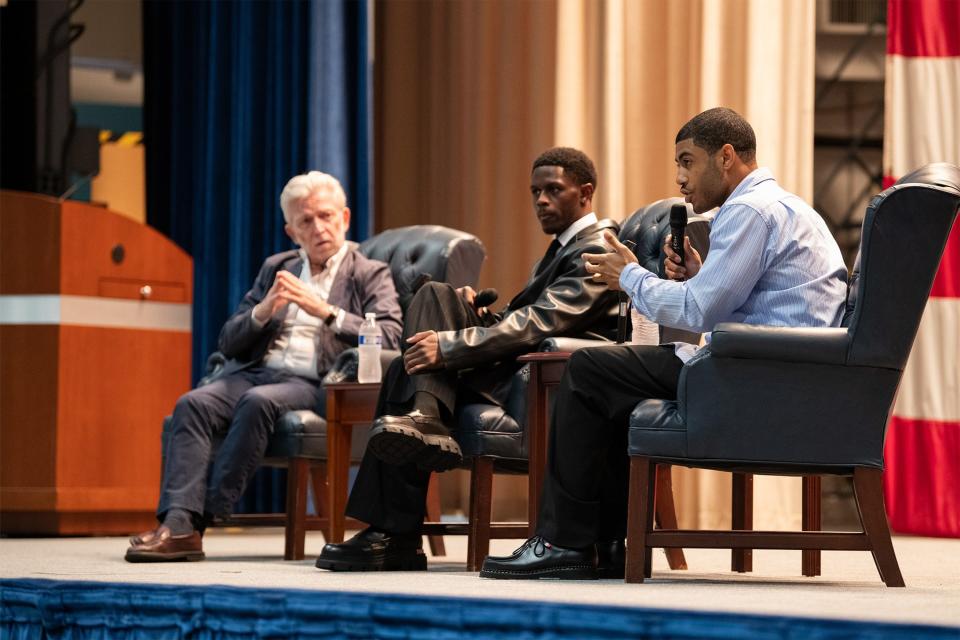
[624,163,960,586]
[162,225,486,560]
[443,198,711,569]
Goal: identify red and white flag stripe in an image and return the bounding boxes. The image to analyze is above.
[882,0,960,538]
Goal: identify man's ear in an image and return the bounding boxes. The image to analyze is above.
[579,183,595,205]
[284,223,297,245]
[341,206,351,231]
[720,143,737,170]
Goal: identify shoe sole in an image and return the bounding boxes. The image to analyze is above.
[478,565,598,580]
[315,552,428,572]
[480,566,598,580]
[368,424,463,472]
[124,550,205,563]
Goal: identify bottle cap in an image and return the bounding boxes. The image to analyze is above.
[365,312,376,320]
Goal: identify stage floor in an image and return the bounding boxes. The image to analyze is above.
[1,528,957,629]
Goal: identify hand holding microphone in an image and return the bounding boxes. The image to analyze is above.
[473,288,499,309]
[664,203,703,281]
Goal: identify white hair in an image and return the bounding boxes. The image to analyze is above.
[279,171,347,223]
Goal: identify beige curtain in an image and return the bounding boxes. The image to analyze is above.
[374,0,561,298]
[376,0,816,529]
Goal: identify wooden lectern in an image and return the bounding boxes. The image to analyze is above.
[0,191,193,535]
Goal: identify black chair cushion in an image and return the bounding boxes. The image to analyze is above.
[265,411,370,462]
[359,225,486,312]
[454,365,529,470]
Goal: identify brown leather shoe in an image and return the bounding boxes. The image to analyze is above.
[125,525,204,562]
[129,526,163,546]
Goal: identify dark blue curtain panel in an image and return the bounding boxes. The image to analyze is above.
[143,0,371,513]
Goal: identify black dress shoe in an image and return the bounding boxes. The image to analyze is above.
[368,411,463,472]
[596,539,625,579]
[315,527,426,572]
[479,536,598,580]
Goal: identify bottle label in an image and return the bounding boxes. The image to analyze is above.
[359,335,383,346]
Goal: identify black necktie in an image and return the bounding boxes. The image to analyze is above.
[535,239,561,276]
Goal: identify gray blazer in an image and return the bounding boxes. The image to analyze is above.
[217,246,403,378]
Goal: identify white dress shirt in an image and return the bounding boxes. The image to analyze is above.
[258,243,348,379]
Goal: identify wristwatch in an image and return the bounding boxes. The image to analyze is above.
[325,305,341,326]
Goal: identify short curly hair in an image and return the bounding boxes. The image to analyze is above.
[675,107,756,163]
[532,147,598,189]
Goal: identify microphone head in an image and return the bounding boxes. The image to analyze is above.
[669,203,688,228]
[474,288,499,308]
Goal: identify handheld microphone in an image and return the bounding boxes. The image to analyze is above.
[474,288,499,309]
[669,203,688,265]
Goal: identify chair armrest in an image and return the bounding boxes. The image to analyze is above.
[322,348,402,384]
[538,336,613,353]
[197,352,227,387]
[710,323,850,365]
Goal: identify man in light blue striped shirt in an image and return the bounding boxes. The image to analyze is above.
[480,107,848,581]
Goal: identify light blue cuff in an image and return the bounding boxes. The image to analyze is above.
[620,262,654,307]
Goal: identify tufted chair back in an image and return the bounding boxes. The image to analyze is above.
[842,163,960,369]
[358,225,487,313]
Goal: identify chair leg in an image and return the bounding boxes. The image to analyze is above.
[625,457,656,583]
[309,462,328,521]
[425,473,446,557]
[466,457,494,572]
[731,472,753,572]
[802,475,822,577]
[284,457,310,561]
[653,464,687,570]
[852,467,905,587]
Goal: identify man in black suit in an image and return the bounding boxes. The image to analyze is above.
[126,171,402,562]
[316,147,620,572]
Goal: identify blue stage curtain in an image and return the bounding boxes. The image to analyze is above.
[143,0,371,514]
[4,579,958,640]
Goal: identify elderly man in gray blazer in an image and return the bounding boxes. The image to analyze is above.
[126,171,402,562]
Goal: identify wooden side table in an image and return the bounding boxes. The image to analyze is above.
[518,352,571,535]
[324,381,445,555]
[324,382,382,544]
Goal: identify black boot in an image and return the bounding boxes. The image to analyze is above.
[315,527,427,572]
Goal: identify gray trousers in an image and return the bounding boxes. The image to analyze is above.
[157,366,321,522]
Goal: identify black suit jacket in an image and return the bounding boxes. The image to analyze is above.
[437,218,620,370]
[217,246,403,378]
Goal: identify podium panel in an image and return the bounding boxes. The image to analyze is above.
[1,191,193,535]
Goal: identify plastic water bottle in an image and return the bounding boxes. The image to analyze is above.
[357,312,383,383]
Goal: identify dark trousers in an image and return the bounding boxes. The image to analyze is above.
[345,282,508,533]
[158,366,321,521]
[536,344,683,548]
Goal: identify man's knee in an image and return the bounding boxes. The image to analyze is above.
[172,389,210,421]
[234,387,277,418]
[566,347,605,379]
[420,280,456,297]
